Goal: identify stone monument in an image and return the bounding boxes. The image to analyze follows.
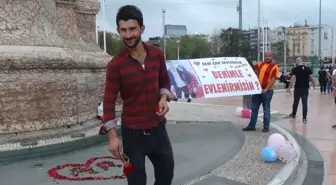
[0,0,111,133]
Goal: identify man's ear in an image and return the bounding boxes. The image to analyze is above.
[141,25,145,34]
[117,28,120,34]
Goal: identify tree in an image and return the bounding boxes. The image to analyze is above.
[271,41,290,59]
[98,31,124,56]
[218,28,249,58]
[165,39,179,60]
[164,35,212,60]
[209,29,224,57]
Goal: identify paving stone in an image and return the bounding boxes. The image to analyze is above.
[193,175,248,185]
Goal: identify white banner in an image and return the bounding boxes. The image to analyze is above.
[166,57,261,99]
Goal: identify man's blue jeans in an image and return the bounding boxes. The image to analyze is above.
[247,90,274,129]
[327,81,332,93]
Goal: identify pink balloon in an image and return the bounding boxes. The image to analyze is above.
[241,108,251,118]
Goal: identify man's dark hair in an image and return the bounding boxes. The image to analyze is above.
[116,5,143,27]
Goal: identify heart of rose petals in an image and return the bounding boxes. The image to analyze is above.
[47,156,125,181]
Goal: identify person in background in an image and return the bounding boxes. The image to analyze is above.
[287,57,316,123]
[332,69,336,104]
[327,69,333,94]
[318,67,328,95]
[243,51,279,132]
[279,70,292,89]
[332,69,336,129]
[100,5,174,185]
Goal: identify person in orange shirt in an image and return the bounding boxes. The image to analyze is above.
[243,51,279,132]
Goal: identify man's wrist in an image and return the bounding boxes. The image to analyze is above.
[99,119,118,135]
[160,88,171,102]
[107,128,118,140]
[160,94,168,102]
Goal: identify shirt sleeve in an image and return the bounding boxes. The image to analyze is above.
[158,50,171,96]
[271,65,280,79]
[291,67,296,76]
[253,63,260,73]
[103,58,120,125]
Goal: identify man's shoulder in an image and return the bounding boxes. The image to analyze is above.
[292,66,300,70]
[145,43,163,56]
[107,49,128,67]
[272,62,279,68]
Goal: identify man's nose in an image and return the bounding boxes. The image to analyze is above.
[125,30,133,38]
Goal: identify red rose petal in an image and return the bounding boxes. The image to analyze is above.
[123,163,134,177]
[47,156,125,181]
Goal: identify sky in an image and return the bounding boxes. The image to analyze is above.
[96,0,336,40]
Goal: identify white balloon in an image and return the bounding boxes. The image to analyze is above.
[277,141,296,163]
[268,133,287,150]
[234,107,243,116]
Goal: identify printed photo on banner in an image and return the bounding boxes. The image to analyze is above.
[189,57,261,98]
[166,60,205,99]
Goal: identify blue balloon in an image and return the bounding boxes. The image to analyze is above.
[261,146,277,162]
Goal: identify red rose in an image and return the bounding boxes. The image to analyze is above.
[123,162,134,176]
[156,104,160,112]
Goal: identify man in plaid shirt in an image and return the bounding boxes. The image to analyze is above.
[100,5,174,185]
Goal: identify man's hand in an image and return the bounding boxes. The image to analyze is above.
[261,89,268,94]
[108,137,122,159]
[287,88,292,95]
[156,99,169,116]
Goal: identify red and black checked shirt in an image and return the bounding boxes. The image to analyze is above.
[103,43,171,129]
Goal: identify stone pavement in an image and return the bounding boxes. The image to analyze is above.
[0,123,244,185]
[192,89,336,185]
[0,103,286,185]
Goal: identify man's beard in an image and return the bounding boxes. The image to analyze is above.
[123,35,141,49]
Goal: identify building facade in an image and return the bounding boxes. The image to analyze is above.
[307,24,334,58]
[243,28,271,61]
[269,24,335,59]
[286,26,309,57]
[269,26,286,44]
[165,24,187,38]
[243,29,258,60]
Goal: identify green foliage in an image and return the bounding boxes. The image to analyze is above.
[165,35,212,60]
[218,28,249,57]
[98,28,252,64]
[271,41,290,59]
[98,31,124,56]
